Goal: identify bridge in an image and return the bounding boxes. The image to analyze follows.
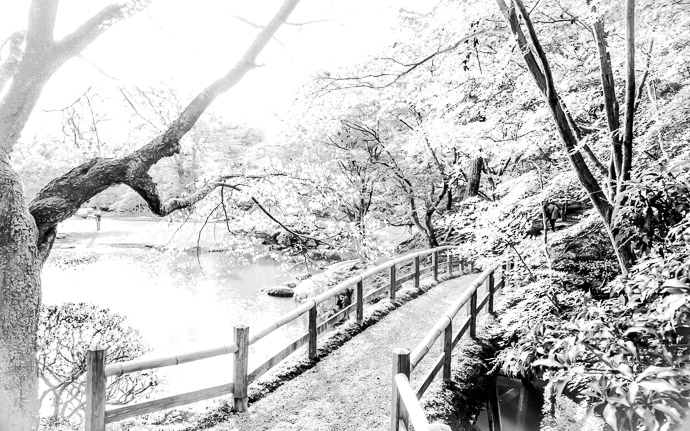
[82,247,511,431]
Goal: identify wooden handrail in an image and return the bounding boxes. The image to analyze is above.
[395,373,431,430]
[86,245,464,430]
[390,260,513,429]
[105,343,239,377]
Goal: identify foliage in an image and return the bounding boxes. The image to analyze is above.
[497,209,690,430]
[37,303,158,424]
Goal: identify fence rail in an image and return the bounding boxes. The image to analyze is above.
[84,246,467,431]
[391,260,514,431]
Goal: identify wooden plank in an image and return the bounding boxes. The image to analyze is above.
[356,280,364,324]
[363,284,389,303]
[452,316,471,350]
[443,322,452,382]
[392,349,411,431]
[415,352,445,399]
[86,346,107,431]
[316,302,357,336]
[470,290,478,339]
[390,265,397,301]
[395,374,431,430]
[247,333,309,383]
[478,292,490,312]
[105,343,239,377]
[488,271,495,313]
[233,326,249,412]
[308,307,317,359]
[105,382,235,423]
[432,251,439,281]
[396,272,415,285]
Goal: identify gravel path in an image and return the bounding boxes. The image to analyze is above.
[208,273,481,431]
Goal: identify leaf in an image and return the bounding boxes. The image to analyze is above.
[603,403,618,430]
[662,278,689,289]
[653,404,682,424]
[532,358,565,368]
[639,379,680,393]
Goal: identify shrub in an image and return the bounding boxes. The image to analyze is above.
[37,303,159,425]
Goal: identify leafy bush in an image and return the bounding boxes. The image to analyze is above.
[37,303,159,425]
[496,212,690,430]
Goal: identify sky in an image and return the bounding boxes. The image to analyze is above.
[0,0,436,141]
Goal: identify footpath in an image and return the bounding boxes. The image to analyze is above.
[207,273,479,431]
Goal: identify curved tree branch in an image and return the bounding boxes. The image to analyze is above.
[28,0,301,257]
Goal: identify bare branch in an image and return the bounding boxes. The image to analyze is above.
[53,3,147,61]
[0,32,25,95]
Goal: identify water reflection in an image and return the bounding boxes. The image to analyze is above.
[42,247,308,398]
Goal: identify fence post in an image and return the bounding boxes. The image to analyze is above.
[233,325,249,412]
[447,252,453,276]
[432,251,439,281]
[501,262,508,294]
[85,346,107,431]
[309,306,318,359]
[390,264,397,301]
[356,279,364,324]
[470,290,477,339]
[391,348,411,431]
[488,270,496,313]
[443,321,453,382]
[414,255,420,288]
[461,258,466,274]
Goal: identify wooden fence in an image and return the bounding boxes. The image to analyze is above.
[83,245,468,431]
[391,260,514,431]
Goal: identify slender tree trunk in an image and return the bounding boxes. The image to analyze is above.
[464,156,483,199]
[0,158,41,431]
[424,211,439,248]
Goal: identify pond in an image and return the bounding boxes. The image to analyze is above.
[42,241,309,406]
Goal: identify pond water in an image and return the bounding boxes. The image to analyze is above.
[42,246,309,403]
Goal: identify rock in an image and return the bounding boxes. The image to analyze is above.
[282,281,297,288]
[295,272,312,281]
[264,287,294,298]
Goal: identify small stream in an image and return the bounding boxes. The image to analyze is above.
[42,246,309,402]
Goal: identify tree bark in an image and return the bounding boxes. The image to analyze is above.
[464,156,483,199]
[0,159,41,431]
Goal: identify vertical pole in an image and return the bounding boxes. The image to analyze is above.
[233,325,249,412]
[432,251,439,281]
[443,321,453,382]
[447,253,453,276]
[308,306,318,359]
[391,348,411,431]
[390,265,397,301]
[488,270,496,313]
[461,258,466,274]
[85,346,107,431]
[356,280,364,324]
[414,255,420,288]
[470,290,477,339]
[501,262,507,294]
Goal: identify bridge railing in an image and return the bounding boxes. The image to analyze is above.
[84,245,469,431]
[390,260,514,431]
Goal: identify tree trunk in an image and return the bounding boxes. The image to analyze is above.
[0,159,41,431]
[464,156,483,199]
[424,211,439,248]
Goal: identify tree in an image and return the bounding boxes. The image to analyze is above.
[0,1,300,429]
[494,0,644,274]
